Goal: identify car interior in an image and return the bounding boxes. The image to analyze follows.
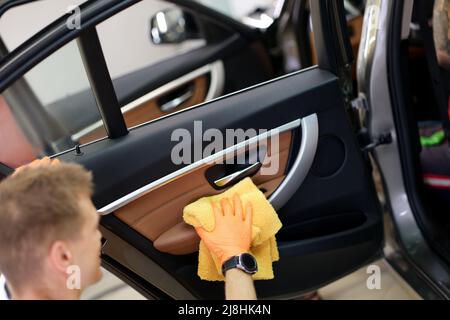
[391,0,450,268]
[0,0,393,300]
[83,0,382,300]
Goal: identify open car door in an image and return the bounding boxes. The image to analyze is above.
[68,1,382,299]
[0,0,383,299]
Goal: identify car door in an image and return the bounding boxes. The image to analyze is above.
[0,0,383,299]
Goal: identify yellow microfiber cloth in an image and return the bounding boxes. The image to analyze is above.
[183,177,282,281]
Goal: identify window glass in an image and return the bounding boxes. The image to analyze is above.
[97,0,205,79]
[0,0,87,52]
[0,40,107,168]
[94,0,314,131]
[97,0,208,129]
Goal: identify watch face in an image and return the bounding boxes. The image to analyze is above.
[240,253,257,271]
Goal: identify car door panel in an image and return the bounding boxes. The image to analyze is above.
[59,67,383,299]
[114,131,292,255]
[78,71,211,144]
[112,36,242,106]
[64,68,333,206]
[0,0,383,300]
[123,75,207,128]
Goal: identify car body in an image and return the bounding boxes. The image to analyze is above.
[0,0,449,300]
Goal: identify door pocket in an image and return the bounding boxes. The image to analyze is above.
[277,212,367,242]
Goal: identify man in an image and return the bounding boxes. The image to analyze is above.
[0,158,102,299]
[0,158,257,300]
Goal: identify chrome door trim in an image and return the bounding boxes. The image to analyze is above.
[269,113,319,210]
[214,162,262,188]
[53,66,319,159]
[159,89,194,113]
[204,60,225,101]
[98,115,319,215]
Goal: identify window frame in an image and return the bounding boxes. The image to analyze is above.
[0,0,259,151]
[0,0,139,145]
[77,27,128,139]
[0,0,347,153]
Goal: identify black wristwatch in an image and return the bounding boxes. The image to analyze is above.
[221,253,258,275]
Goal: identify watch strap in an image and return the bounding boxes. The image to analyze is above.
[221,256,240,275]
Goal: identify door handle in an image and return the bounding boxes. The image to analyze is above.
[214,162,262,188]
[269,114,319,210]
[159,89,194,113]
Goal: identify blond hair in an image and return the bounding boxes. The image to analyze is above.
[0,163,93,287]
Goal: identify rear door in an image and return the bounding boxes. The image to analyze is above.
[0,0,383,299]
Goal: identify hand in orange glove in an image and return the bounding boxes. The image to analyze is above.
[195,194,253,265]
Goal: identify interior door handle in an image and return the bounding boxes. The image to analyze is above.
[160,89,194,113]
[214,162,262,188]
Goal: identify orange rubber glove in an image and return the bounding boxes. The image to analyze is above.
[195,194,253,266]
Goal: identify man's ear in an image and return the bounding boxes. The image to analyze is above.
[48,241,73,273]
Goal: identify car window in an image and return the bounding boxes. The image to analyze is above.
[97,1,205,80]
[0,40,107,168]
[95,0,209,130]
[0,0,88,52]
[0,0,331,169]
[75,0,319,132]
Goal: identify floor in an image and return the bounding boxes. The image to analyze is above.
[81,258,421,300]
[318,259,421,300]
[81,269,145,300]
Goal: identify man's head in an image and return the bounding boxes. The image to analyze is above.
[0,162,102,298]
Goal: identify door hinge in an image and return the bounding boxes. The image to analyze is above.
[351,94,369,131]
[351,95,392,152]
[361,132,393,152]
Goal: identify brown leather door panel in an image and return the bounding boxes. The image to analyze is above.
[153,175,286,255]
[123,76,207,128]
[114,131,293,255]
[79,76,208,144]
